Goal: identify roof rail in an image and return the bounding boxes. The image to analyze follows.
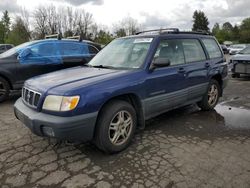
[67,35,83,42]
[180,30,211,35]
[136,28,180,35]
[45,33,62,40]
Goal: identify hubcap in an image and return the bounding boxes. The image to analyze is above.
[208,84,218,106]
[109,110,133,146]
[0,82,6,97]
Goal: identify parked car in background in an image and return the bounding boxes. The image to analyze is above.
[14,28,228,153]
[0,44,14,54]
[220,44,229,54]
[230,46,250,78]
[228,44,247,55]
[0,37,101,102]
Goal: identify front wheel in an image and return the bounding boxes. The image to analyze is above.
[94,100,137,154]
[197,79,221,111]
[0,77,10,103]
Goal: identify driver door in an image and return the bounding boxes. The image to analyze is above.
[144,39,188,119]
[16,42,63,84]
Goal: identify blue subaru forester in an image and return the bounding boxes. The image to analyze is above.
[14,29,228,153]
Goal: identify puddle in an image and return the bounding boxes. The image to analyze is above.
[215,103,250,130]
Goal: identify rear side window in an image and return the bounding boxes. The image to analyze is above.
[182,39,206,63]
[88,45,99,54]
[202,38,222,59]
[60,42,89,56]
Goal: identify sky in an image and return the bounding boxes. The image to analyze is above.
[0,0,249,30]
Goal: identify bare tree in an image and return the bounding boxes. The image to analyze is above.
[33,6,48,39]
[46,5,58,34]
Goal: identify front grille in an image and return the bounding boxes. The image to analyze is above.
[22,87,41,107]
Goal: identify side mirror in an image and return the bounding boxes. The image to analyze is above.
[18,48,32,60]
[149,57,171,70]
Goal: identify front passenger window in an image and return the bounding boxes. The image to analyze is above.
[153,40,185,66]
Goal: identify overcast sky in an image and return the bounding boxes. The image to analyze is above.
[0,0,249,30]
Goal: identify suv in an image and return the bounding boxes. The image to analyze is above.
[0,38,101,102]
[0,44,14,54]
[14,29,228,153]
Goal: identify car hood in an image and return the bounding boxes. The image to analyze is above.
[25,66,129,94]
[231,54,250,61]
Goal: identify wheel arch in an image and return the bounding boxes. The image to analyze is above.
[97,93,145,130]
[0,73,13,90]
[211,74,222,96]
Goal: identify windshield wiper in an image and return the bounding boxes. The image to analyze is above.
[92,65,115,69]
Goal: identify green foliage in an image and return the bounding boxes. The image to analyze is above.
[192,10,210,32]
[212,18,250,44]
[0,10,10,43]
[115,28,126,37]
[239,18,250,43]
[6,17,30,46]
[94,30,114,45]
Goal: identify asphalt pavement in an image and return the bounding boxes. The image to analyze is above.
[0,76,250,188]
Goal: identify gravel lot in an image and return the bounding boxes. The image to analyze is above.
[1,76,250,188]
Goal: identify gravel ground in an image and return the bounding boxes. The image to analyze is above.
[0,76,250,188]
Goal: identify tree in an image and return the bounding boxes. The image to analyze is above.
[222,22,233,32]
[212,23,220,35]
[192,10,210,32]
[33,6,49,39]
[6,16,30,45]
[239,18,250,43]
[94,30,114,45]
[115,28,126,37]
[0,10,11,43]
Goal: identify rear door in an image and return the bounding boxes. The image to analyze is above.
[60,42,93,68]
[144,39,188,119]
[182,38,210,101]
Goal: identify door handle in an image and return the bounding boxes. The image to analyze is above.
[205,62,210,68]
[178,67,186,73]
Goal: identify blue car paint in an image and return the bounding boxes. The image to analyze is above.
[14,33,228,142]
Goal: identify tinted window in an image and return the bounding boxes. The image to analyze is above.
[28,43,57,56]
[182,39,206,63]
[6,45,13,50]
[0,45,5,51]
[60,42,89,56]
[202,38,222,59]
[88,45,99,54]
[154,39,185,66]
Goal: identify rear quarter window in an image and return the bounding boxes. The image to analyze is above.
[202,38,222,59]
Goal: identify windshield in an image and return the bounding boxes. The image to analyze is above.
[89,37,153,69]
[0,41,36,58]
[239,46,250,54]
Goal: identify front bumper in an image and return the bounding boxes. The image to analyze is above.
[232,63,250,75]
[14,98,98,142]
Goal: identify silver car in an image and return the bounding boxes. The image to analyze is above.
[230,46,250,78]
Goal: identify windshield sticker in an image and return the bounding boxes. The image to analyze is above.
[133,38,153,44]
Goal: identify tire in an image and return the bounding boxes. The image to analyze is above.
[94,100,137,154]
[197,79,221,111]
[0,77,10,103]
[232,73,240,78]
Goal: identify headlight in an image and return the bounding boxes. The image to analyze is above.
[43,95,80,111]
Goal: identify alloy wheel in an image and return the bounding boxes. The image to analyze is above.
[109,110,133,146]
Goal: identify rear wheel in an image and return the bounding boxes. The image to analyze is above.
[197,79,221,111]
[232,73,240,78]
[94,100,137,154]
[0,77,10,103]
